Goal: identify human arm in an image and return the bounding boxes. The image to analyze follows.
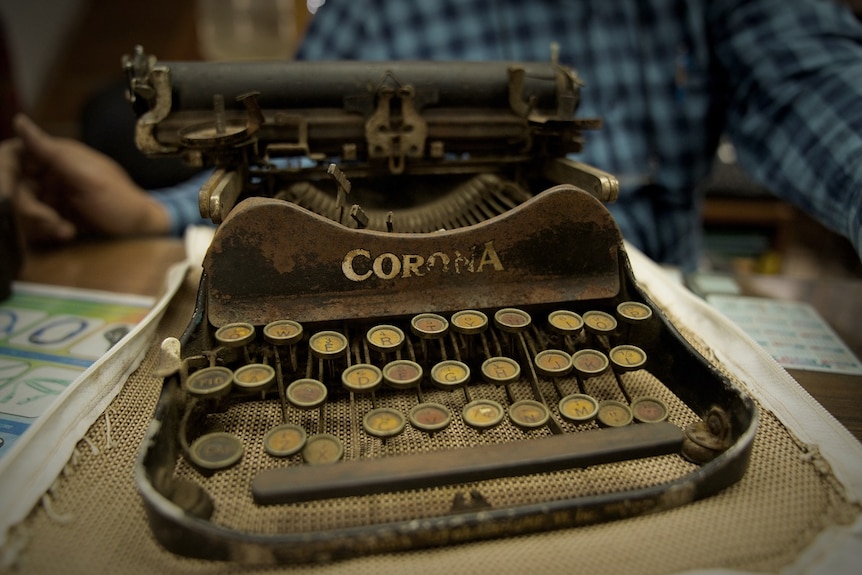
[710,0,862,258]
[0,114,171,243]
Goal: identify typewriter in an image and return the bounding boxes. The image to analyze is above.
[124,47,757,563]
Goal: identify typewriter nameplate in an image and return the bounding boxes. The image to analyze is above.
[204,185,623,326]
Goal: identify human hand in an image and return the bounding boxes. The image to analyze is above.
[0,114,171,244]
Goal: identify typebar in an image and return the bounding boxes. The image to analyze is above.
[252,420,683,505]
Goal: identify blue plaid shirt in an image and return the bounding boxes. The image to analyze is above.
[157,0,862,270]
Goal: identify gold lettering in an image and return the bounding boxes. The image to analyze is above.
[426,252,450,272]
[402,254,425,278]
[476,241,504,271]
[341,243,503,282]
[373,253,401,280]
[343,249,372,282]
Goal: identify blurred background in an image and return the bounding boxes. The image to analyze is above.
[1,0,861,279]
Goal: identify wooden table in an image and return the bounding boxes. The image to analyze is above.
[15,237,862,441]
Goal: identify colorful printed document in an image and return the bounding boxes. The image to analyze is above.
[706,294,862,376]
[0,283,154,457]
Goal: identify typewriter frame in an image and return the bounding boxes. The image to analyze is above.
[125,52,758,563]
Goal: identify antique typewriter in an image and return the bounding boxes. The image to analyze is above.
[124,47,757,563]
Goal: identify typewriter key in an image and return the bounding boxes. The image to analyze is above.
[430,360,471,390]
[571,349,610,378]
[534,349,574,378]
[462,399,505,429]
[263,319,303,346]
[233,363,275,394]
[616,301,653,324]
[596,400,633,427]
[451,310,489,335]
[558,393,599,422]
[609,345,647,372]
[184,366,234,398]
[409,403,452,432]
[215,322,256,348]
[410,313,449,339]
[263,424,307,457]
[188,432,244,470]
[382,359,423,389]
[508,399,550,429]
[341,364,383,393]
[583,310,617,338]
[493,308,531,333]
[309,330,348,360]
[631,397,669,423]
[286,378,328,409]
[481,356,521,386]
[366,324,405,353]
[302,434,344,464]
[548,310,584,337]
[363,407,407,438]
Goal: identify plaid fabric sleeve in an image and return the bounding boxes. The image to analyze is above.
[148,170,214,237]
[710,0,862,256]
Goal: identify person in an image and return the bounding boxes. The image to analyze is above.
[1,0,861,272]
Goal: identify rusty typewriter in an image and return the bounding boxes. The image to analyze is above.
[124,47,757,563]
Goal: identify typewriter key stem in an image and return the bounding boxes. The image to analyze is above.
[609,345,647,405]
[516,333,563,434]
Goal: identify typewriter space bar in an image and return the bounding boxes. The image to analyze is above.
[252,421,684,505]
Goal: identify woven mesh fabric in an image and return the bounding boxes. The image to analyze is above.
[7,271,860,574]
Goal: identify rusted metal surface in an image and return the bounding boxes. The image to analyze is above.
[204,186,621,327]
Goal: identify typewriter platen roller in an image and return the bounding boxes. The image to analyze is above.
[125,48,757,563]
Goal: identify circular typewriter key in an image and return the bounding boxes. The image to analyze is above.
[508,399,550,429]
[215,322,256,348]
[286,378,328,409]
[366,324,405,353]
[188,432,244,470]
[382,359,423,390]
[301,433,344,464]
[409,403,453,433]
[481,356,521,386]
[609,345,648,372]
[341,363,383,393]
[534,349,574,378]
[583,310,617,337]
[616,301,653,324]
[430,360,471,390]
[493,308,532,333]
[308,330,348,360]
[184,366,234,398]
[548,310,584,337]
[571,349,610,378]
[232,363,275,393]
[263,319,303,346]
[558,393,599,423]
[596,399,634,427]
[363,407,407,438]
[410,313,449,339]
[263,423,307,457]
[462,398,505,429]
[631,397,669,423]
[450,310,489,335]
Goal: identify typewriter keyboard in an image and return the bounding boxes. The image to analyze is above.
[174,302,697,506]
